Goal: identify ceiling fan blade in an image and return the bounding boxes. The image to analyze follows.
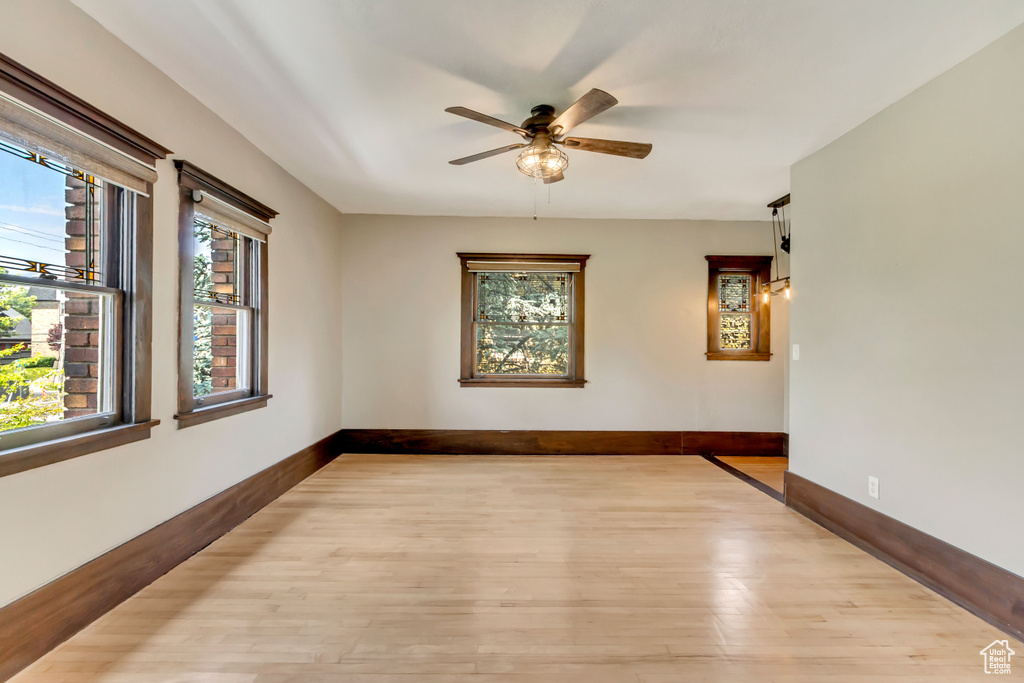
[449,143,526,165]
[561,137,652,159]
[543,172,564,184]
[548,89,618,136]
[445,107,529,137]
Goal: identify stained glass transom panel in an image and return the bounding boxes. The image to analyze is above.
[0,140,103,283]
[477,272,568,322]
[193,218,240,305]
[720,313,752,350]
[717,273,751,312]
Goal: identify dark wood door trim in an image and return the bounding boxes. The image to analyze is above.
[785,471,1024,643]
[0,430,345,683]
[703,455,785,502]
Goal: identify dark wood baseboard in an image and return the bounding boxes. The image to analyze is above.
[785,471,1024,643]
[0,429,344,683]
[339,429,787,457]
[681,431,787,456]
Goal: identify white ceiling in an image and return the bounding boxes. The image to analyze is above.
[73,0,1024,220]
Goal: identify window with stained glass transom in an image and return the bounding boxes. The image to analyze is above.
[0,51,168,473]
[459,254,587,387]
[175,160,276,428]
[705,255,772,361]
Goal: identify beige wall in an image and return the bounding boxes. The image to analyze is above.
[790,23,1024,576]
[342,214,788,431]
[0,0,345,607]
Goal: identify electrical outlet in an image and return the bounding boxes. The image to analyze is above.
[868,476,879,499]
[792,344,800,361]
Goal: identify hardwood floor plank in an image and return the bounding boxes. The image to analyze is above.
[12,455,1019,681]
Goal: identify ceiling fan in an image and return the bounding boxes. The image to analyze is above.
[445,89,652,184]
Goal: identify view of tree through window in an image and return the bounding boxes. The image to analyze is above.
[192,222,214,396]
[192,218,242,398]
[475,272,570,375]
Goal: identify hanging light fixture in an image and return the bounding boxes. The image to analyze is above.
[515,135,568,180]
[761,194,792,302]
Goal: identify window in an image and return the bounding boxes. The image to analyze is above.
[175,161,275,427]
[459,253,587,387]
[705,255,772,361]
[0,52,167,477]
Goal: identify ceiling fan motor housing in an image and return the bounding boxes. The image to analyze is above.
[522,105,557,136]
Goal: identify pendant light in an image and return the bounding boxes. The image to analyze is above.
[761,194,792,302]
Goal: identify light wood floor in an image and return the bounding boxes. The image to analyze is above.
[717,455,787,493]
[15,454,1018,682]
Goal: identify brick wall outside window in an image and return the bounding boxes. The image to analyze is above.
[209,233,237,391]
[63,176,100,418]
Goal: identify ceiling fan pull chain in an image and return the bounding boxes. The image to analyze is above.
[533,177,538,220]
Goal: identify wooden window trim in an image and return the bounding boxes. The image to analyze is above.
[705,255,772,361]
[175,162,275,428]
[173,394,273,429]
[175,160,278,224]
[0,53,166,479]
[0,53,170,166]
[458,253,588,388]
[0,421,160,479]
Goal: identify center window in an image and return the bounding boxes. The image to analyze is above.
[459,253,587,387]
[174,160,275,428]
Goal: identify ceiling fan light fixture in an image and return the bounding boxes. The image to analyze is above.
[446,89,651,182]
[515,139,568,179]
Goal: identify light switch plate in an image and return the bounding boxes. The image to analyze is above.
[792,344,800,361]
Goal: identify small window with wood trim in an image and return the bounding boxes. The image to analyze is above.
[459,253,587,387]
[175,161,276,427]
[705,255,772,361]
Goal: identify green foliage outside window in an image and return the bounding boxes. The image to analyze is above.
[0,344,65,431]
[22,355,56,368]
[193,223,213,397]
[475,272,570,375]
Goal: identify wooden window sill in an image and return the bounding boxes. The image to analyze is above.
[706,352,772,361]
[175,394,272,429]
[0,420,160,479]
[459,379,587,388]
